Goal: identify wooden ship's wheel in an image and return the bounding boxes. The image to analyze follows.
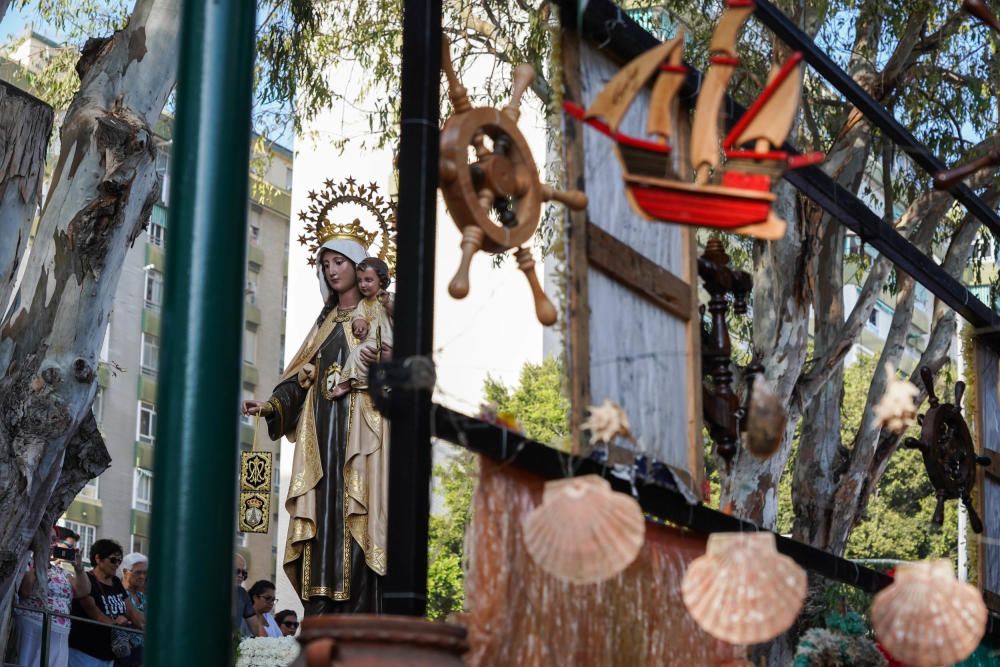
[438,38,587,326]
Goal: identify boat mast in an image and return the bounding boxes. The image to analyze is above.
[723,52,804,155]
[585,37,681,133]
[646,32,686,144]
[689,0,754,184]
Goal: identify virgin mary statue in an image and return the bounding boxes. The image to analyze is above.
[243,219,390,615]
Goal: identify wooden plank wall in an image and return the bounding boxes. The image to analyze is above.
[975,343,1000,607]
[570,39,699,477]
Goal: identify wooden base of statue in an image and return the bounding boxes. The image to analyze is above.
[296,615,469,666]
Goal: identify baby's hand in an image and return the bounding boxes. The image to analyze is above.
[352,318,370,340]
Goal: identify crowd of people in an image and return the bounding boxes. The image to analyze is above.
[232,553,299,640]
[11,529,146,667]
[11,532,303,667]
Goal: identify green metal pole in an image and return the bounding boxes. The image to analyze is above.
[145,2,255,666]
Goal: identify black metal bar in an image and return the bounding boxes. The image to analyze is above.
[560,0,1000,351]
[431,405,1000,642]
[752,0,1000,240]
[383,0,441,616]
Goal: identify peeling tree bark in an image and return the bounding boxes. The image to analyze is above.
[0,83,52,317]
[0,0,179,625]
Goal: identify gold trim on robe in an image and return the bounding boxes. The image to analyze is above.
[280,304,390,599]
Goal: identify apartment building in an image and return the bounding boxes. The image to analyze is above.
[3,28,292,585]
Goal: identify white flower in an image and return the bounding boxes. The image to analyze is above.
[873,363,920,434]
[236,636,301,667]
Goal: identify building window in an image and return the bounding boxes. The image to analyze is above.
[281,279,287,313]
[133,468,153,513]
[246,265,259,305]
[131,534,149,556]
[244,324,257,365]
[58,520,96,559]
[868,309,878,329]
[99,320,111,362]
[278,334,285,375]
[148,220,165,247]
[140,333,159,376]
[144,268,163,310]
[285,167,293,191]
[137,401,156,444]
[241,384,255,426]
[77,476,99,500]
[92,388,104,425]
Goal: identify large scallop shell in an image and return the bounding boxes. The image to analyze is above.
[522,474,645,584]
[871,559,986,667]
[681,532,806,645]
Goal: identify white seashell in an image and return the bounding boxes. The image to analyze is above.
[522,475,645,584]
[581,400,633,445]
[873,363,920,434]
[681,532,806,645]
[871,559,986,667]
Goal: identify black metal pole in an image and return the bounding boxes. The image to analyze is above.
[383,0,441,616]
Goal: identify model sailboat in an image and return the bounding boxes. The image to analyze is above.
[564,0,823,240]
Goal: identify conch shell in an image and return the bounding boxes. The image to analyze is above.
[581,400,633,444]
[681,532,806,645]
[873,363,920,434]
[871,559,986,667]
[522,475,645,584]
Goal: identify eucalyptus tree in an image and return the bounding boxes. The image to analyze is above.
[0,0,179,628]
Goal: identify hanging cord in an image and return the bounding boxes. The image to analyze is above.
[251,413,261,452]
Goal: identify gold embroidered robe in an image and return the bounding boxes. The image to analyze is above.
[264,305,388,612]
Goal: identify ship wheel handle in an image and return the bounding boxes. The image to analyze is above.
[438,39,587,326]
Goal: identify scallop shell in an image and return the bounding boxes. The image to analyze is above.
[522,474,645,584]
[681,532,806,645]
[871,559,986,667]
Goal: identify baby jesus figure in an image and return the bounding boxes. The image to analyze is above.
[329,257,395,400]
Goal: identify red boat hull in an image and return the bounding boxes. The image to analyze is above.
[627,181,773,228]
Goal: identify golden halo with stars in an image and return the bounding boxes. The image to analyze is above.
[297,176,397,272]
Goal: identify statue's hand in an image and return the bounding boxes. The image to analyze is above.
[242,400,271,417]
[297,363,317,389]
[359,345,379,365]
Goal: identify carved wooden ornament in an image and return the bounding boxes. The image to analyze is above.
[438,38,587,326]
[563,0,824,240]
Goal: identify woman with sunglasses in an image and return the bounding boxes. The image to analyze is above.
[247,580,282,638]
[273,610,299,637]
[68,540,144,667]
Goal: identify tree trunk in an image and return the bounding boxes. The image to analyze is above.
[0,0,179,624]
[0,82,52,317]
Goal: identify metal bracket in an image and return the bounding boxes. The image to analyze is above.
[369,356,437,417]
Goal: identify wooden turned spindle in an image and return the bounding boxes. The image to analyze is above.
[933,148,1000,189]
[514,246,557,325]
[449,225,485,299]
[503,65,535,123]
[963,0,1000,34]
[442,36,471,114]
[540,184,588,211]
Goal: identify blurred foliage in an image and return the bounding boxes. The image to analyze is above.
[426,446,476,621]
[483,356,569,448]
